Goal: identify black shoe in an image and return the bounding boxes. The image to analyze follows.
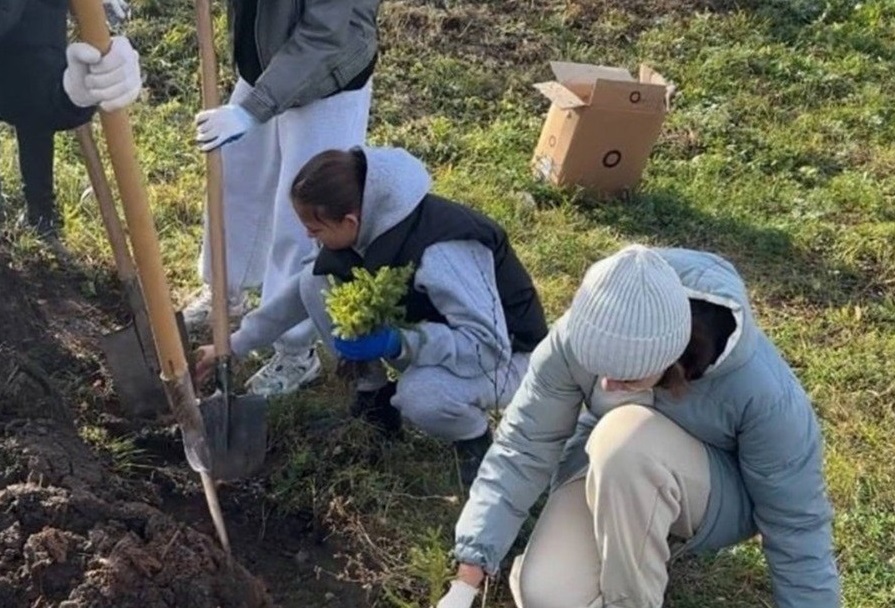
[17,210,60,239]
[350,383,401,439]
[454,429,493,487]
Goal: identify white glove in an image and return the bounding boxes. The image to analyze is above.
[195,104,259,152]
[103,0,130,24]
[63,36,142,112]
[435,580,478,608]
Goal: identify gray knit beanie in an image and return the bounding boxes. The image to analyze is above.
[567,244,691,380]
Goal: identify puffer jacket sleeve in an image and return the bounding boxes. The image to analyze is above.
[453,314,584,573]
[738,390,840,607]
[241,1,363,122]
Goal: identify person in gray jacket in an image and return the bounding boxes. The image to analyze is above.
[437,244,839,608]
[194,146,548,485]
[186,0,381,398]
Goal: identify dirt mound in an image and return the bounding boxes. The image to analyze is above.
[0,481,270,608]
[0,249,274,607]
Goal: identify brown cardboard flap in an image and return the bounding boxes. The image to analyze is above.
[549,62,634,103]
[534,81,588,110]
[550,61,633,85]
[590,79,668,113]
[639,64,667,86]
[639,64,675,109]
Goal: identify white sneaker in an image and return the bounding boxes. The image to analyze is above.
[182,285,249,332]
[246,350,322,397]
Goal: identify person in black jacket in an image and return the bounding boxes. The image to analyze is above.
[0,0,140,237]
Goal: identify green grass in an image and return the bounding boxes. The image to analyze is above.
[2,0,895,605]
[79,424,150,476]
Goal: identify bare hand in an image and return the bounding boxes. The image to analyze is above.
[193,345,216,386]
[456,563,485,588]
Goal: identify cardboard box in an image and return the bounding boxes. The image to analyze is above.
[531,61,673,196]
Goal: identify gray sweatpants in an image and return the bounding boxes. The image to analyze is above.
[300,267,529,441]
[198,78,372,353]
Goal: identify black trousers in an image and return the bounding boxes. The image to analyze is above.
[13,125,56,228]
[0,40,94,231]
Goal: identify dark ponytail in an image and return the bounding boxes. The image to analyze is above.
[290,148,367,221]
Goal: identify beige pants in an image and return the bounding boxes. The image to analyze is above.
[509,405,711,608]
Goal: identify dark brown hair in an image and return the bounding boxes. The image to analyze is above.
[290,148,367,221]
[657,299,736,397]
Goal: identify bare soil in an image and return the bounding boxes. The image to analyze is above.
[0,248,366,607]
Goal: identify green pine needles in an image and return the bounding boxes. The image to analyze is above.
[325,264,416,339]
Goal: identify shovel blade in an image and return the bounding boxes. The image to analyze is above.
[100,308,191,419]
[100,325,168,418]
[201,391,268,481]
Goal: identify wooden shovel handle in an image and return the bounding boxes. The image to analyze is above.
[69,0,187,380]
[195,0,230,356]
[74,124,136,282]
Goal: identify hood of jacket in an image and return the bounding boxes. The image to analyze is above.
[657,248,758,379]
[353,146,432,255]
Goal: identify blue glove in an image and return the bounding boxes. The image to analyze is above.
[333,327,402,362]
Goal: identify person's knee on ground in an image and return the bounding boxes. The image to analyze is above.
[393,353,528,438]
[392,354,528,484]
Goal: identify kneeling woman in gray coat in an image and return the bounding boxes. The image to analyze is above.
[437,244,839,608]
[196,146,547,485]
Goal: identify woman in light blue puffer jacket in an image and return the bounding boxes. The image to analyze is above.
[436,244,840,608]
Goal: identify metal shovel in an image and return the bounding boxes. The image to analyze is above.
[75,124,189,419]
[70,0,230,553]
[195,0,268,482]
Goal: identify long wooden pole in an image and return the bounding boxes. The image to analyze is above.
[68,0,229,553]
[195,0,230,358]
[68,0,186,379]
